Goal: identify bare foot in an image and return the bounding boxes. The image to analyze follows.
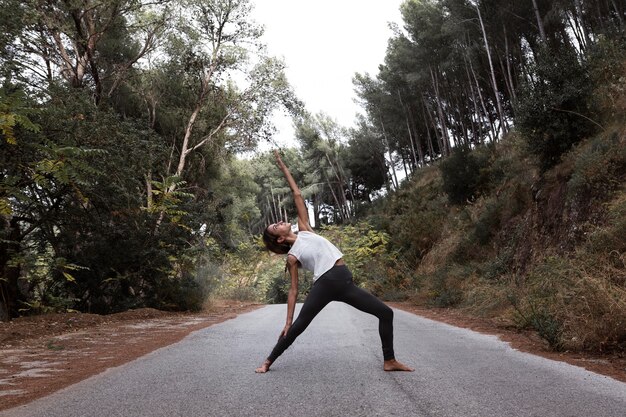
[255,359,272,373]
[384,359,414,372]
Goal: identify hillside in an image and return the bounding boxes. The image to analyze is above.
[368,127,625,354]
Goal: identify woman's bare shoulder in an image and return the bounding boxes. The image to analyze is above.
[286,254,299,265]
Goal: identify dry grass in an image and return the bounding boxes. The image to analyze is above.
[557,265,626,351]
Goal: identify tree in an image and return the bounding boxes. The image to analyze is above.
[4,0,168,102]
[146,0,297,228]
[515,46,598,170]
[344,117,388,201]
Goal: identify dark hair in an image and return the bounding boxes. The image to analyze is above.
[262,227,291,254]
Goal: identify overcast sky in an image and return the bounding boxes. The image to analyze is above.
[251,1,405,148]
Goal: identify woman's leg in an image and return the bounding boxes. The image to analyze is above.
[265,279,333,364]
[339,283,395,360]
[339,283,413,371]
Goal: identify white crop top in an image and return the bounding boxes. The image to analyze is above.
[288,231,343,281]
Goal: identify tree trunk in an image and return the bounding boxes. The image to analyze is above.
[429,66,450,156]
[398,90,421,168]
[463,53,482,143]
[610,0,624,28]
[0,218,23,321]
[313,193,321,227]
[420,100,437,160]
[145,171,153,210]
[476,4,507,139]
[336,161,356,216]
[531,0,548,43]
[270,186,280,223]
[422,97,443,158]
[325,153,353,218]
[323,171,345,222]
[503,26,517,104]
[379,116,399,189]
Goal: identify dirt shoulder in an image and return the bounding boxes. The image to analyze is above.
[0,300,262,412]
[389,302,626,384]
[1,301,625,412]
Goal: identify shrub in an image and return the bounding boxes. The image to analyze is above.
[426,266,468,308]
[482,247,515,280]
[439,145,491,205]
[319,223,410,298]
[265,273,289,304]
[473,198,503,245]
[160,275,207,312]
[378,170,449,263]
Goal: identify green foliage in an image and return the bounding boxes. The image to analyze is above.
[146,176,193,226]
[319,223,404,295]
[214,223,406,304]
[439,145,491,205]
[481,247,515,281]
[0,89,40,145]
[373,167,448,263]
[515,46,599,170]
[265,272,289,304]
[0,0,298,319]
[344,119,388,199]
[475,200,503,245]
[587,38,626,124]
[366,124,625,353]
[154,275,207,312]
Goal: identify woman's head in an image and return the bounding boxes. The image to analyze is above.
[262,221,292,254]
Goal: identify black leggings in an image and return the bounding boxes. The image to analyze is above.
[267,265,395,362]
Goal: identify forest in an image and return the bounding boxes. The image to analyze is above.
[1,0,625,354]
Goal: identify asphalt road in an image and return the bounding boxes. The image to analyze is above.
[2,303,625,417]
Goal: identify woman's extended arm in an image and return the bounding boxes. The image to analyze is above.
[281,255,300,337]
[273,150,313,232]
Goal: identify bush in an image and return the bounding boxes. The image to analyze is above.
[319,223,410,298]
[377,169,449,262]
[426,266,468,308]
[439,145,491,205]
[473,198,503,245]
[265,273,289,304]
[155,275,207,312]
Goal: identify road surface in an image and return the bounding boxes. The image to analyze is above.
[1,303,625,417]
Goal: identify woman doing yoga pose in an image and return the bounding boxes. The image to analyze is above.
[255,150,413,373]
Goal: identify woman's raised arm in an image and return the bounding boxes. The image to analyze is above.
[273,150,313,232]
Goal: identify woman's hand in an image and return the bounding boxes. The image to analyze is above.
[273,149,287,170]
[279,323,291,338]
[273,149,312,231]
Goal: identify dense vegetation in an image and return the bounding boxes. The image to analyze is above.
[0,0,299,319]
[1,0,624,354]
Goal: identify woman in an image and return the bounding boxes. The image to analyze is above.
[255,150,413,373]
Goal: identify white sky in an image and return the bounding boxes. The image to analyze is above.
[251,0,405,148]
